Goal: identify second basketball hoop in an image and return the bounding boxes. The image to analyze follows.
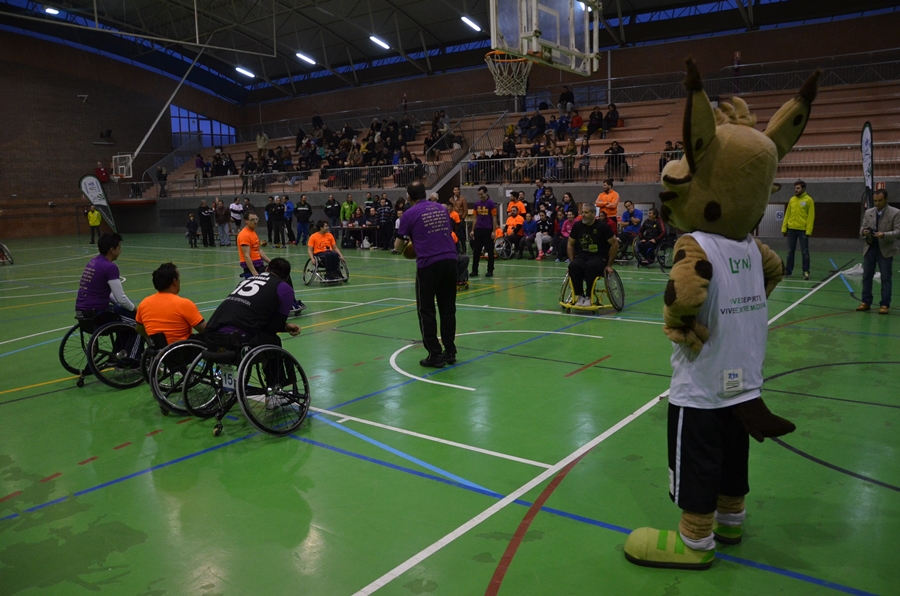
[485,50,533,96]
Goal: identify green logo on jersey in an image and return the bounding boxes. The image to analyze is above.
[729,257,751,274]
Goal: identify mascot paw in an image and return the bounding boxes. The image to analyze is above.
[735,397,796,443]
[663,322,710,352]
[624,528,715,570]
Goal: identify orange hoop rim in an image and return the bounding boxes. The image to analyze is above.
[485,50,531,63]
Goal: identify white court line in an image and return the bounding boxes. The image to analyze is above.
[354,271,837,594]
[311,407,552,469]
[0,326,72,346]
[352,391,666,595]
[389,330,605,392]
[0,290,77,300]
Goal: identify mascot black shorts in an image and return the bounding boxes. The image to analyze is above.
[667,403,750,513]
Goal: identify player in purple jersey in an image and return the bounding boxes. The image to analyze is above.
[75,233,137,323]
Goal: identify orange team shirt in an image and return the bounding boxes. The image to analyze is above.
[310,231,336,254]
[136,292,204,344]
[507,199,526,215]
[505,214,525,236]
[595,189,620,220]
[237,227,261,263]
[449,211,460,243]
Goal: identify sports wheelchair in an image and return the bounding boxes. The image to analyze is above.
[179,333,311,437]
[59,311,147,389]
[141,335,207,416]
[558,269,625,314]
[302,254,349,285]
[0,242,12,265]
[494,236,514,260]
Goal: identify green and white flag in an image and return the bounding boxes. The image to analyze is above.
[861,122,873,210]
[79,174,118,233]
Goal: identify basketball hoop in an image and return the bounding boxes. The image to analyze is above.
[112,154,133,179]
[485,51,533,96]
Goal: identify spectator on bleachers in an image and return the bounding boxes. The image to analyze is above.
[554,209,577,263]
[659,140,675,173]
[400,114,417,142]
[602,104,619,138]
[544,148,561,181]
[156,166,168,197]
[438,110,451,136]
[556,111,571,141]
[578,139,591,181]
[546,115,560,141]
[510,153,532,183]
[239,157,253,194]
[586,107,604,140]
[527,110,546,142]
[295,127,307,152]
[311,112,323,129]
[282,147,293,172]
[557,85,575,117]
[515,113,531,144]
[341,122,355,141]
[567,110,584,140]
[563,139,577,181]
[674,140,685,160]
[604,141,628,181]
[256,131,268,162]
[194,153,205,188]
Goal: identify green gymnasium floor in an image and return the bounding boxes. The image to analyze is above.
[0,234,897,595]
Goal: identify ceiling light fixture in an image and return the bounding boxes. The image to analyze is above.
[235,67,255,77]
[44,7,60,14]
[461,16,481,32]
[296,52,316,65]
[369,36,390,50]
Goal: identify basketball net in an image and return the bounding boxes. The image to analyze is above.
[485,51,533,97]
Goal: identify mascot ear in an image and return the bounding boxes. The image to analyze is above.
[764,70,822,160]
[682,58,717,174]
[770,183,782,195]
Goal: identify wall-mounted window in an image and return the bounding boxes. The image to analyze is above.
[170,106,235,148]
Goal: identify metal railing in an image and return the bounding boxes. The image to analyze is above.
[142,133,205,188]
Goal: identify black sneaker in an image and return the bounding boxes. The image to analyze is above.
[470,271,479,277]
[485,272,494,278]
[442,351,457,365]
[419,355,446,368]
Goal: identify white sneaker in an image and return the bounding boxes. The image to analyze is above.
[576,296,590,307]
[266,393,291,409]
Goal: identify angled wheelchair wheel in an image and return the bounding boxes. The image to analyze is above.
[339,259,350,282]
[658,241,675,272]
[302,259,316,285]
[59,324,89,376]
[558,275,574,312]
[182,352,235,419]
[86,321,146,389]
[604,270,625,311]
[0,243,12,265]
[494,237,513,260]
[150,340,205,415]
[236,345,311,436]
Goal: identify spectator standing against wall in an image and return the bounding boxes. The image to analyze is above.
[229,198,243,235]
[323,194,341,231]
[295,195,313,245]
[197,199,215,248]
[395,181,458,368]
[595,179,620,229]
[781,180,815,280]
[857,189,900,314]
[283,195,297,245]
[86,205,102,244]
[214,198,231,246]
[186,213,199,248]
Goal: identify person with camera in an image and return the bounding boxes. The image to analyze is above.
[858,189,900,314]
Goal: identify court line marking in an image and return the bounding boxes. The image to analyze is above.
[388,330,605,392]
[351,391,666,596]
[768,271,841,325]
[310,407,552,469]
[0,326,71,346]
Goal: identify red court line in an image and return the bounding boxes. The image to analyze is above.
[331,368,343,373]
[374,356,384,361]
[0,491,22,503]
[353,362,365,366]
[309,375,321,380]
[769,310,848,331]
[146,429,163,436]
[40,473,61,483]
[484,455,587,596]
[78,456,98,465]
[113,442,132,450]
[565,355,611,378]
[176,418,194,425]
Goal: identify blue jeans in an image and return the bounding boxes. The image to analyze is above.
[862,243,893,307]
[785,229,809,274]
[297,222,311,245]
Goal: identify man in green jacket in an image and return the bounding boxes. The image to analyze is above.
[339,194,359,226]
[782,180,815,280]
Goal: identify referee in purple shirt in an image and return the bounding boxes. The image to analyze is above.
[396,182,458,368]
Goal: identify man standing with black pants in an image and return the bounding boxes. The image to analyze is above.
[470,186,499,278]
[396,181,458,368]
[294,194,313,245]
[197,199,215,248]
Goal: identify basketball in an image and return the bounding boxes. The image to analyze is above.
[402,240,416,260]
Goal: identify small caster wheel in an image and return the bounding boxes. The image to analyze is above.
[213,426,223,437]
[160,408,169,416]
[76,378,85,387]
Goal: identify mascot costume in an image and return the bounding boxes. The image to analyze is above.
[624,59,820,570]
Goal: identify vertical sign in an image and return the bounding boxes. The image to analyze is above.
[78,175,118,233]
[861,122,874,210]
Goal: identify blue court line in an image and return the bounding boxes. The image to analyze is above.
[0,337,64,359]
[830,258,855,293]
[311,414,491,492]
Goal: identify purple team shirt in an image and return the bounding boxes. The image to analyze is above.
[473,198,497,229]
[397,201,458,268]
[276,282,294,316]
[75,254,120,311]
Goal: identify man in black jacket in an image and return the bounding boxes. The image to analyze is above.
[197,199,215,248]
[294,194,313,245]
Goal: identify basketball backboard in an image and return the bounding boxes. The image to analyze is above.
[112,154,133,179]
[489,0,601,76]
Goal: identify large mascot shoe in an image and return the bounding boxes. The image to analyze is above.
[713,520,743,545]
[624,528,715,570]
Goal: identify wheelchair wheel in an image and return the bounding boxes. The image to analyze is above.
[182,352,235,419]
[658,241,675,272]
[302,259,316,285]
[0,243,12,265]
[59,324,89,376]
[616,237,634,262]
[558,275,574,312]
[86,321,146,389]
[604,270,625,311]
[339,259,350,282]
[150,340,205,415]
[495,237,513,260]
[236,345,311,436]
